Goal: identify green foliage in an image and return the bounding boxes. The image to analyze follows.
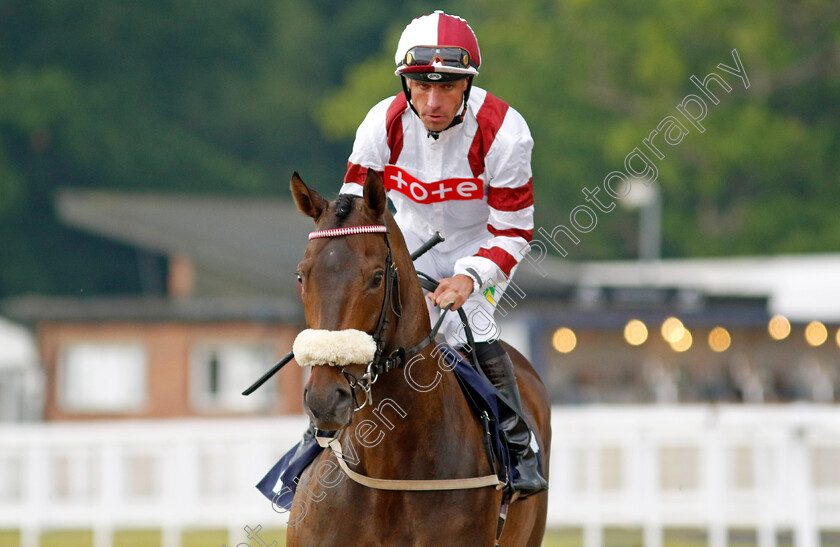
[318,0,840,260]
[0,0,445,295]
[0,1,837,296]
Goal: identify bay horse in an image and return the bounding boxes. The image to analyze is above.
[286,169,550,546]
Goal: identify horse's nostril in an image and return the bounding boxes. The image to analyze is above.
[304,381,354,430]
[335,386,352,408]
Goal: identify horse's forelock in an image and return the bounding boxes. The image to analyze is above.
[333,194,358,225]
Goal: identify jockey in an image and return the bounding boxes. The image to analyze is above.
[340,11,546,498]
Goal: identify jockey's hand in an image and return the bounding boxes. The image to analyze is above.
[428,274,474,311]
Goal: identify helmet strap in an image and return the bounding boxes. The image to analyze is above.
[401,76,420,119]
[401,76,473,140]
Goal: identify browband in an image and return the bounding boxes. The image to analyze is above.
[309,225,388,240]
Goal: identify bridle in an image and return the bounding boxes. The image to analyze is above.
[308,224,402,410]
[240,225,476,404]
[306,224,506,508]
[307,224,447,411]
[247,222,505,504]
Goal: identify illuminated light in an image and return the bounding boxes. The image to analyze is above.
[624,319,648,346]
[768,315,791,340]
[708,327,731,352]
[836,328,840,348]
[670,328,693,352]
[552,327,577,354]
[661,317,685,343]
[805,321,827,346]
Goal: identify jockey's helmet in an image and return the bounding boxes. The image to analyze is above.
[395,11,481,83]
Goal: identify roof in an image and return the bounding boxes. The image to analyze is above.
[570,254,840,323]
[56,190,313,297]
[53,189,581,299]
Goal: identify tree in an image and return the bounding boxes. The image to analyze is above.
[317,0,840,259]
[0,0,446,296]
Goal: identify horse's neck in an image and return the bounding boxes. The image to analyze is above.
[346,223,484,471]
[390,256,432,353]
[342,346,475,474]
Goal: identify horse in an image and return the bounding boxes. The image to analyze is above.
[285,169,550,546]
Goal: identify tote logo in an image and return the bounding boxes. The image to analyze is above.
[384,165,483,204]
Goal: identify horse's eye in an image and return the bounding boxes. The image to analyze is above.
[371,270,385,288]
[295,272,303,285]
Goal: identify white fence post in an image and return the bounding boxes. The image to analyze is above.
[791,425,819,547]
[705,423,726,547]
[755,433,777,547]
[640,428,662,547]
[20,442,45,547]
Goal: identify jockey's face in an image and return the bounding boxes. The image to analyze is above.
[407,78,469,132]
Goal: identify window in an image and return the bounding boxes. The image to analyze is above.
[190,342,276,412]
[60,342,147,413]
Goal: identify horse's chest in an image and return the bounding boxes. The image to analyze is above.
[286,480,499,546]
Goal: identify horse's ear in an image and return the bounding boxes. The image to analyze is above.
[363,169,387,218]
[290,172,327,220]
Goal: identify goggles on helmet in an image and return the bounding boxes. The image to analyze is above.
[400,46,476,70]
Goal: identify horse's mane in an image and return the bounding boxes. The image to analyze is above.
[334,193,358,225]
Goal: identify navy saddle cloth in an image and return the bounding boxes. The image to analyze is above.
[256,345,541,510]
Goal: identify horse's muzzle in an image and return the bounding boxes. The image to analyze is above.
[303,373,354,430]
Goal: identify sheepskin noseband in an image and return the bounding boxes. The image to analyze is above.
[292,329,378,367]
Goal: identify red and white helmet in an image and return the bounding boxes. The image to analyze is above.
[395,11,480,82]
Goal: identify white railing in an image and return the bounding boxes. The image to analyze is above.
[2,406,840,546]
[0,416,308,547]
[547,405,840,547]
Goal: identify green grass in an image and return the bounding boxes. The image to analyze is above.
[113,530,162,547]
[0,531,21,547]
[0,527,810,546]
[535,528,649,547]
[181,529,227,547]
[251,529,286,545]
[40,530,93,547]
[541,528,581,546]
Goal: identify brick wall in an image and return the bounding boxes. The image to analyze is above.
[36,320,304,421]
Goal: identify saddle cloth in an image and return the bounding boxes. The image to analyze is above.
[256,345,540,510]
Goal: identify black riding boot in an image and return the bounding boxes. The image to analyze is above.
[475,342,548,499]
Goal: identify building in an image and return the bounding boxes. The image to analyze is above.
[508,255,840,405]
[2,191,312,421]
[3,190,839,422]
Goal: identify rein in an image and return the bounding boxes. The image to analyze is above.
[338,304,455,410]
